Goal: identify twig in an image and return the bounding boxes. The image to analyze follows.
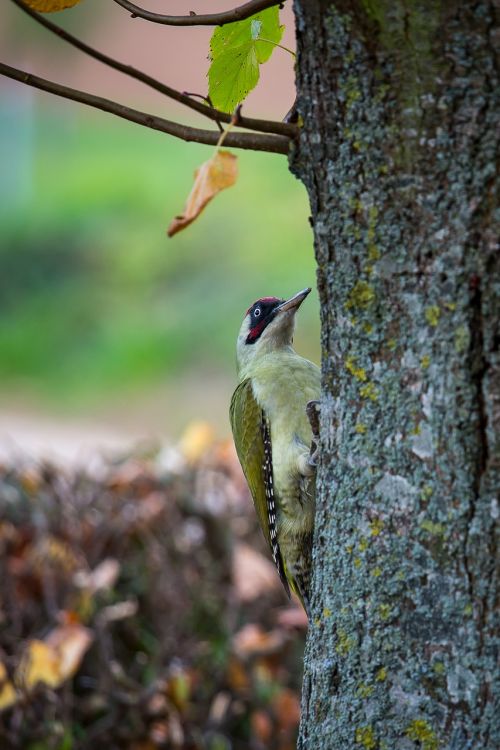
[257,37,296,57]
[10,0,296,139]
[215,114,237,150]
[0,63,290,155]
[184,92,223,131]
[111,0,285,27]
[183,92,215,105]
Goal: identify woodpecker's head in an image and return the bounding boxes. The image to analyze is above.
[236,287,311,376]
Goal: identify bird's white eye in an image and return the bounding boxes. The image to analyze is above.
[254,307,261,317]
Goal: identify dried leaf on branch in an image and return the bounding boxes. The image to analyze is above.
[167,150,238,237]
[24,0,82,11]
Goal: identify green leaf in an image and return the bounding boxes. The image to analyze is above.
[208,7,284,113]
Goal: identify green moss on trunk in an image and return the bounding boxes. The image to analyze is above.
[291,0,499,747]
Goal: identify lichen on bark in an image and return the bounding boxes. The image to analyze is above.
[290,1,499,747]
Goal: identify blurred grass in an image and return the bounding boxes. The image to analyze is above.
[0,105,318,411]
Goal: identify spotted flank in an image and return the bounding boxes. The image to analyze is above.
[290,554,312,620]
[261,413,291,598]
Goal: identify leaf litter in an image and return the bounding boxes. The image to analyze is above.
[0,424,306,749]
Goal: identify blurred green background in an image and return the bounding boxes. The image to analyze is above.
[0,2,318,449]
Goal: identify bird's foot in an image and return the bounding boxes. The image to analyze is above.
[306,400,320,467]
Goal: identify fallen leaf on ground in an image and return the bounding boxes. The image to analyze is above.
[27,535,81,573]
[0,521,18,546]
[16,624,92,692]
[167,150,238,237]
[232,542,280,601]
[136,492,166,526]
[226,656,250,691]
[17,640,61,690]
[18,467,42,494]
[0,662,16,711]
[272,688,301,732]
[149,721,169,744]
[276,606,309,630]
[251,709,273,744]
[74,557,120,593]
[105,461,156,495]
[232,623,285,658]
[209,691,231,723]
[166,667,192,712]
[45,624,93,682]
[97,600,138,624]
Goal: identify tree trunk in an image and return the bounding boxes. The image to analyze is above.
[290,1,498,747]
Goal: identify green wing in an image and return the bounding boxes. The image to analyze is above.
[230,379,290,596]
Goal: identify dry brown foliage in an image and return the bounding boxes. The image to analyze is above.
[0,433,305,749]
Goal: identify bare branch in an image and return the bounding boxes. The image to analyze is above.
[10,0,296,139]
[111,0,284,26]
[0,63,289,155]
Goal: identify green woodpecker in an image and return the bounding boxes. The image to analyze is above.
[230,288,320,615]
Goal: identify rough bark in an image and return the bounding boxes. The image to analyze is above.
[290,1,499,747]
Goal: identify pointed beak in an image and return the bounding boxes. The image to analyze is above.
[275,287,311,314]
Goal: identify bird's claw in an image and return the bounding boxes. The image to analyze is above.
[306,400,320,437]
[306,400,320,467]
[308,444,319,468]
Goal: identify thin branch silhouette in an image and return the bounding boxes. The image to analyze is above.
[9,0,296,139]
[111,0,284,27]
[0,63,290,155]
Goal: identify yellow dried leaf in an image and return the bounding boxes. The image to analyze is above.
[17,640,60,690]
[24,0,82,11]
[16,624,92,691]
[179,421,215,463]
[0,662,17,712]
[167,150,238,237]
